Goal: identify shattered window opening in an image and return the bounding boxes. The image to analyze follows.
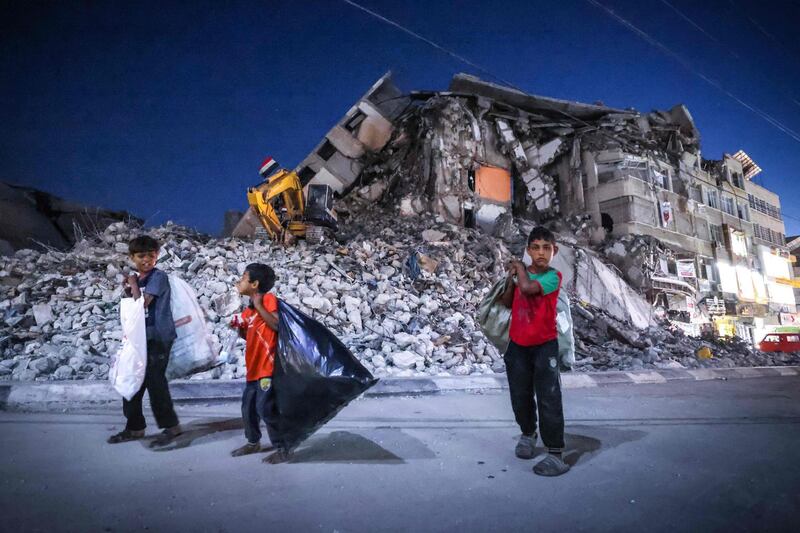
[601,212,614,234]
[697,258,715,281]
[620,156,650,183]
[344,110,367,133]
[729,230,748,258]
[729,169,745,189]
[721,195,736,217]
[464,207,475,228]
[652,169,667,189]
[317,140,337,161]
[667,259,678,276]
[709,223,724,246]
[737,201,750,221]
[297,166,316,184]
[706,188,720,210]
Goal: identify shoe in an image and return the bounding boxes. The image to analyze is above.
[262,448,292,464]
[533,454,570,476]
[149,425,182,448]
[515,434,536,459]
[107,429,145,444]
[231,442,261,457]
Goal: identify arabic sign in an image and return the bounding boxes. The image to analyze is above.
[677,260,696,278]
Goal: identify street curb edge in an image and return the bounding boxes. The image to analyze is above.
[0,366,797,410]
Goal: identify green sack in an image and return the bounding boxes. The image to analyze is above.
[477,277,511,354]
[478,276,575,368]
[556,290,575,369]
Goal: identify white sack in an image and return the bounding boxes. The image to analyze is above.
[109,297,147,400]
[166,275,218,379]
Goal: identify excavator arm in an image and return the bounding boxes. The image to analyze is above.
[246,157,338,244]
[247,169,307,241]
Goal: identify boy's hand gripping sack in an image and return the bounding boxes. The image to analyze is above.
[166,275,218,379]
[274,300,378,451]
[109,297,147,400]
[477,277,511,353]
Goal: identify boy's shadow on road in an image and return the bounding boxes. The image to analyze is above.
[289,430,413,464]
[560,426,646,467]
[141,419,636,467]
[144,417,243,451]
[143,420,419,465]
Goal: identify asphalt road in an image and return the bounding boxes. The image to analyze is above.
[2,376,799,533]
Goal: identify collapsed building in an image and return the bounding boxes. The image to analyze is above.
[0,181,139,255]
[6,71,799,384]
[239,72,798,345]
[4,73,800,382]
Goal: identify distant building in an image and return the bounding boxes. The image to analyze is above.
[786,235,800,328]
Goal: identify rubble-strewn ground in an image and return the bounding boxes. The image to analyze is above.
[1,200,798,383]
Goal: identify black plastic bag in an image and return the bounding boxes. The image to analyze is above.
[404,250,421,280]
[274,299,378,451]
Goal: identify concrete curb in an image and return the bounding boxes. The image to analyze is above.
[1,366,798,411]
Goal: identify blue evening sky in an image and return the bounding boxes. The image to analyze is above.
[2,0,799,235]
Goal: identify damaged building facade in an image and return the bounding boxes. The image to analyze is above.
[265,72,797,344]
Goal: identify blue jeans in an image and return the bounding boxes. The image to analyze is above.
[241,378,282,447]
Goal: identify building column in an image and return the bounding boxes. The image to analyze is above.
[581,150,602,226]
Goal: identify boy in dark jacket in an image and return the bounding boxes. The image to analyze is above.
[108,235,181,448]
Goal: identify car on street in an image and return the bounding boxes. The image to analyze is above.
[756,332,800,353]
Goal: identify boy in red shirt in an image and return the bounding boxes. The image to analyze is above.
[229,263,287,463]
[498,226,569,476]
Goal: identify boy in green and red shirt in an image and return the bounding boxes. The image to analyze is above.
[498,226,569,476]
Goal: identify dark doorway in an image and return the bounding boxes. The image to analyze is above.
[601,212,614,234]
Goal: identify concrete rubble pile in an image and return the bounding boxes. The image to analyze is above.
[570,301,798,371]
[0,214,514,382]
[2,203,798,383]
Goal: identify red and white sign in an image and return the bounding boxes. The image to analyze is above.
[677,260,696,278]
[779,312,799,325]
[660,201,672,227]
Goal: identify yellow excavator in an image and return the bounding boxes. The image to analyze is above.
[247,157,337,244]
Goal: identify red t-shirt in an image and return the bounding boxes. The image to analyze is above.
[239,293,279,381]
[509,268,562,347]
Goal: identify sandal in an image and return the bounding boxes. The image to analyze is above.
[515,434,537,460]
[149,425,182,448]
[262,448,293,464]
[107,429,145,444]
[533,454,570,476]
[231,442,261,457]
